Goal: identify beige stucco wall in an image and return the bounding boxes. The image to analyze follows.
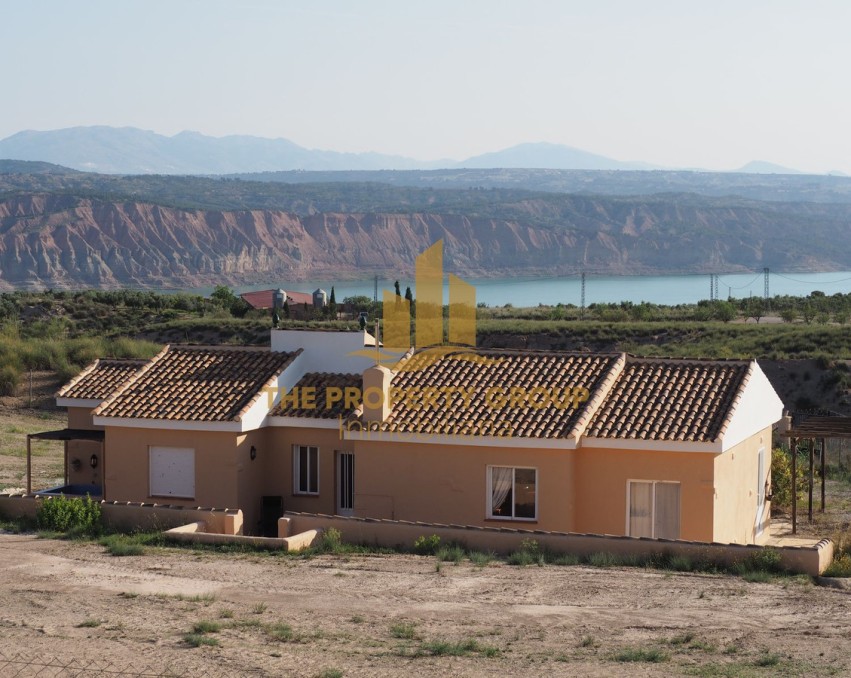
[348,439,575,532]
[573,446,716,542]
[713,426,772,545]
[103,427,240,512]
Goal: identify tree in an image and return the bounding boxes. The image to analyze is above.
[283,300,290,319]
[272,308,280,328]
[394,280,401,298]
[780,308,797,324]
[713,300,737,323]
[404,286,413,316]
[746,298,765,323]
[329,286,337,319]
[211,285,237,308]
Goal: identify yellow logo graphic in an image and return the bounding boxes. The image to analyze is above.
[350,240,500,370]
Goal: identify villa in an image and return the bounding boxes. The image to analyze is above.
[40,329,784,544]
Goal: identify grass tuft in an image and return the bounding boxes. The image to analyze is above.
[183,633,219,648]
[613,647,668,663]
[390,622,417,640]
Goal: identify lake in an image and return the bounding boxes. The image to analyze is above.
[223,270,851,307]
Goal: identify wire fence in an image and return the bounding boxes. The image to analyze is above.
[0,653,187,677]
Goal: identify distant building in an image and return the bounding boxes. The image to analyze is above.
[240,289,315,318]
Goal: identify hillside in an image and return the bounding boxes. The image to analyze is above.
[1,192,850,289]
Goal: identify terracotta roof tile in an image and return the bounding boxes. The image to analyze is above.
[94,346,299,422]
[56,358,148,401]
[271,372,361,419]
[585,357,751,442]
[371,349,622,439]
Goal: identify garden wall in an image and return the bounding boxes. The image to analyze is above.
[286,511,834,576]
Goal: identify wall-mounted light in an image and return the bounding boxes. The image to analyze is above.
[250,446,257,461]
[90,454,99,469]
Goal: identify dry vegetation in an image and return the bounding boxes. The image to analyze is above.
[0,534,849,677]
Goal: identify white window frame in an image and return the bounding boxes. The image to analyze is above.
[148,446,195,499]
[293,445,319,495]
[486,465,538,521]
[625,479,681,539]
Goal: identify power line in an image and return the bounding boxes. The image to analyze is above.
[772,272,851,285]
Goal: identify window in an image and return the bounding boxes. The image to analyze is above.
[149,446,195,499]
[627,480,680,539]
[488,466,537,520]
[293,445,319,495]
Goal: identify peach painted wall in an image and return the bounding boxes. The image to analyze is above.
[713,427,772,545]
[263,427,355,517]
[235,429,268,534]
[67,406,99,430]
[573,447,716,542]
[67,439,102,487]
[349,439,575,532]
[103,427,240,511]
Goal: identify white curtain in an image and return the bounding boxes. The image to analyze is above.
[490,467,513,516]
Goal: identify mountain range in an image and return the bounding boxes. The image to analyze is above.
[0,126,808,176]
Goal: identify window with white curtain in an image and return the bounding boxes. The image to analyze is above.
[627,480,680,539]
[293,445,319,495]
[488,466,537,520]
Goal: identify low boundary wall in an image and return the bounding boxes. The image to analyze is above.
[0,494,243,534]
[286,511,835,576]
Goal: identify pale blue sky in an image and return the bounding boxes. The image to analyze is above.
[2,0,850,172]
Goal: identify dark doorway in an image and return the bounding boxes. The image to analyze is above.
[260,496,284,537]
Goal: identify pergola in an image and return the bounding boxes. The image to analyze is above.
[25,429,105,495]
[779,415,851,534]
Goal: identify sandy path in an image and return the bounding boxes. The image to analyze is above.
[0,534,849,677]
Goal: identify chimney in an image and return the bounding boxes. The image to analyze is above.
[362,364,393,424]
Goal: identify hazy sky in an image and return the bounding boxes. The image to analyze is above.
[3,0,851,172]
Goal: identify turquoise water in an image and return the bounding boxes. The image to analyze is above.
[222,270,851,307]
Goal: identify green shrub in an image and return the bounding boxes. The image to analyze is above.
[184,633,219,647]
[436,545,465,563]
[468,550,496,567]
[36,495,101,535]
[823,554,851,577]
[413,534,441,555]
[265,622,295,642]
[0,364,19,396]
[390,622,416,639]
[613,647,668,663]
[587,551,620,568]
[771,447,807,508]
[315,528,343,553]
[507,550,535,566]
[99,534,145,556]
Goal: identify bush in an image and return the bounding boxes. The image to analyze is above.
[413,534,441,555]
[36,495,101,535]
[824,554,851,577]
[771,447,807,508]
[436,544,465,563]
[99,534,145,556]
[315,528,343,553]
[0,364,19,396]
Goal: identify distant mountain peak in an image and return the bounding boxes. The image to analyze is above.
[459,141,659,171]
[735,160,802,175]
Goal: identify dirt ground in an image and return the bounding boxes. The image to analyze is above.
[0,534,848,678]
